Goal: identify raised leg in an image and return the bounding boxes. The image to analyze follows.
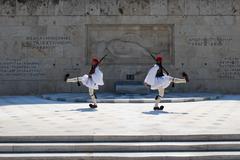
[172,77,186,84]
[66,77,83,83]
[171,72,189,87]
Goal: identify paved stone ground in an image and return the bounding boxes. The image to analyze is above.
[0,95,239,136]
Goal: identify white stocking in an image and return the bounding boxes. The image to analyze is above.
[89,88,97,105]
[173,78,186,84]
[155,87,165,107]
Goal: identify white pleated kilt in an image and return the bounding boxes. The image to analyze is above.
[149,75,173,90]
[81,74,103,90]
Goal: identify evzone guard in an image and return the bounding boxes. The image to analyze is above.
[144,54,189,111]
[64,54,108,109]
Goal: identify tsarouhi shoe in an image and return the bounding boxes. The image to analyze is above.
[89,104,97,109]
[182,72,189,82]
[153,106,160,111]
[159,105,164,110]
[64,74,70,82]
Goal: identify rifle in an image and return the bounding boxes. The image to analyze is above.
[98,54,108,64]
[145,49,158,62]
[149,52,157,61]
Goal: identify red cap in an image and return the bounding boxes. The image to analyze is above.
[155,54,162,62]
[91,58,99,64]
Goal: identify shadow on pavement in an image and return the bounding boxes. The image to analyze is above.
[0,96,69,107]
[68,108,97,112]
[142,110,188,115]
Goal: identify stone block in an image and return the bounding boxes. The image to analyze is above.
[47,0,60,15]
[71,83,87,93]
[185,0,200,15]
[70,57,84,70]
[99,0,120,16]
[55,81,71,93]
[38,16,86,26]
[168,0,185,15]
[38,80,56,94]
[85,0,100,15]
[0,81,17,95]
[150,0,168,15]
[57,0,85,15]
[0,0,16,15]
[63,45,84,58]
[16,0,48,15]
[0,80,39,95]
[233,0,240,15]
[199,0,216,15]
[16,0,85,16]
[16,81,39,95]
[55,57,72,70]
[64,25,84,47]
[118,0,150,16]
[215,0,233,15]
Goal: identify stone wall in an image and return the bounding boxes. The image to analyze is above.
[0,0,239,95]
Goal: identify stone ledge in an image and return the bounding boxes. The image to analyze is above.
[1,134,240,143]
[115,81,149,94]
[41,92,222,103]
[1,151,240,160]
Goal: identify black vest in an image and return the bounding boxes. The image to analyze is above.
[89,64,97,75]
[156,64,164,77]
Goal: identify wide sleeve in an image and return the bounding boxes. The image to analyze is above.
[144,64,159,86]
[91,66,104,85]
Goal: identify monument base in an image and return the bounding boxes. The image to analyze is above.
[115,81,149,94]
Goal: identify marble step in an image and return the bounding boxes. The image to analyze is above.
[1,151,240,160]
[1,141,240,153]
[1,134,240,143]
[115,81,149,94]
